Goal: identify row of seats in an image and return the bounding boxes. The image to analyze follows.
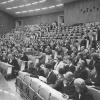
[16,71,69,100]
[16,71,100,100]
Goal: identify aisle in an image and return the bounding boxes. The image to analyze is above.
[0,73,24,100]
[7,79,24,100]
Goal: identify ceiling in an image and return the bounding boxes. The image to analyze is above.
[0,0,77,17]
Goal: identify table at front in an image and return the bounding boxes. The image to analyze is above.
[0,62,13,77]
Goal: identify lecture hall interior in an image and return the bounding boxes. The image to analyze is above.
[0,0,100,100]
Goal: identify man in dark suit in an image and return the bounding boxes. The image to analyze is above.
[75,60,91,85]
[1,53,8,63]
[21,52,28,61]
[9,55,20,78]
[74,78,94,100]
[63,72,75,99]
[51,67,65,92]
[92,53,100,86]
[46,63,58,84]
[21,52,29,70]
[80,37,87,48]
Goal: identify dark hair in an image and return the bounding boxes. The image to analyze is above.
[64,65,69,73]
[45,63,52,69]
[59,68,65,74]
[69,65,75,73]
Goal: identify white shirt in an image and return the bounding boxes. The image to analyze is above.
[54,61,65,71]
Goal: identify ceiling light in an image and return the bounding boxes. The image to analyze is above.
[19,5,25,8]
[41,7,48,10]
[28,10,35,12]
[0,2,7,4]
[16,12,21,14]
[56,4,63,7]
[32,2,38,5]
[6,0,46,10]
[0,0,14,4]
[8,0,14,3]
[7,7,12,9]
[21,11,28,13]
[15,3,63,14]
[39,0,46,3]
[48,5,55,9]
[12,6,18,9]
[35,9,41,11]
[24,3,31,7]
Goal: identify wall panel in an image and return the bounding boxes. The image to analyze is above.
[17,11,64,25]
[64,0,100,25]
[0,11,15,35]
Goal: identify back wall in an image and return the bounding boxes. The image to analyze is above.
[0,11,15,35]
[64,0,100,25]
[17,11,64,25]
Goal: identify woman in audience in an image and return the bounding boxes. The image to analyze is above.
[54,55,64,71]
[74,78,94,100]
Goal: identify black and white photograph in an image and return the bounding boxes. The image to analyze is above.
[0,0,99,100]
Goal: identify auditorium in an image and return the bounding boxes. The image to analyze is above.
[0,0,100,100]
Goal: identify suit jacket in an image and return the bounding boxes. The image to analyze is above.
[75,68,89,81]
[63,79,75,99]
[54,61,64,71]
[94,59,100,76]
[9,58,20,71]
[88,59,94,70]
[74,87,94,100]
[53,77,64,92]
[21,55,28,61]
[1,57,8,63]
[47,71,57,84]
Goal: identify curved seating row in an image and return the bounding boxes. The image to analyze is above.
[16,71,100,100]
[88,86,100,100]
[16,71,69,100]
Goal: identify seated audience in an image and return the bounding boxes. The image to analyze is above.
[63,71,75,99]
[74,78,94,100]
[51,67,65,92]
[46,63,58,84]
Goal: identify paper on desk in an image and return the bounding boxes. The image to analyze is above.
[7,67,12,74]
[39,76,47,83]
[20,62,25,71]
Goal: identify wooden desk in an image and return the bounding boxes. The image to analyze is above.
[0,62,13,77]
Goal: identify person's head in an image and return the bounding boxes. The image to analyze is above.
[74,78,86,93]
[8,54,12,59]
[91,53,99,61]
[58,67,65,75]
[91,48,95,53]
[70,65,75,73]
[57,55,63,62]
[77,60,86,69]
[45,63,53,72]
[63,65,69,73]
[64,71,74,83]
[80,46,85,51]
[2,52,6,58]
